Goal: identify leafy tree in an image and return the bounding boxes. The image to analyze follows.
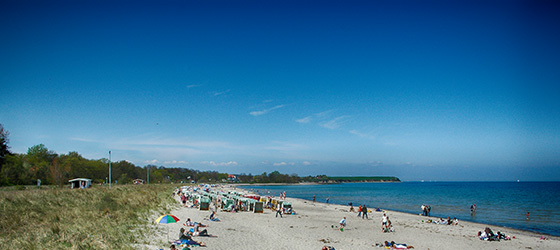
[0,124,11,181]
[26,144,57,184]
[0,140,318,186]
[0,154,24,185]
[49,156,70,187]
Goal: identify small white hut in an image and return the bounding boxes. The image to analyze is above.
[68,178,92,189]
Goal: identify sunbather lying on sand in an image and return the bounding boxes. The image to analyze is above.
[177,228,207,246]
[478,227,511,241]
[184,218,207,227]
[374,241,414,249]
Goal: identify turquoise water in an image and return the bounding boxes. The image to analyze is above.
[240,182,560,236]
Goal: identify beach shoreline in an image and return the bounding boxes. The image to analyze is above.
[237,182,560,238]
[143,185,559,250]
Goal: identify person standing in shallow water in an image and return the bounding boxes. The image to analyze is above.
[313,195,316,202]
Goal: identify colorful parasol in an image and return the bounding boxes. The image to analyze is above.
[155,214,180,241]
[155,214,180,224]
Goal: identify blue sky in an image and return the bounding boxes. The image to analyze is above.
[1,0,559,181]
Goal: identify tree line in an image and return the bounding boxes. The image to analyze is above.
[0,124,316,186]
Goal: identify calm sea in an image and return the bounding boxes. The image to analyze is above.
[240,182,560,236]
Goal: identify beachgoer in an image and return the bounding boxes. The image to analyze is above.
[210,211,215,220]
[276,203,283,218]
[179,228,191,240]
[421,204,426,216]
[362,205,368,219]
[349,202,354,212]
[339,217,346,228]
[313,195,316,202]
[170,244,177,250]
[357,205,362,217]
[382,213,388,231]
[326,197,329,203]
[478,230,488,240]
[183,231,207,246]
[451,217,459,225]
[427,205,431,216]
[527,212,530,220]
[389,241,413,249]
[181,194,187,206]
[193,228,211,237]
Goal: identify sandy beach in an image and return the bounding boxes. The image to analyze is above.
[144,185,559,250]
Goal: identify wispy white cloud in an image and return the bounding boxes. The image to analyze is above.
[201,161,238,166]
[302,161,312,166]
[250,104,286,116]
[319,115,350,130]
[349,129,376,140]
[296,116,312,124]
[145,159,159,164]
[212,89,231,96]
[164,160,189,165]
[273,162,295,166]
[296,110,333,124]
[70,137,100,143]
[187,84,203,89]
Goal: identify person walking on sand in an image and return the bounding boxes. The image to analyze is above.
[276,203,283,218]
[362,205,368,219]
[357,205,362,217]
[339,217,346,229]
[382,213,388,231]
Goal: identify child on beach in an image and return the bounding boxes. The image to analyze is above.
[357,205,362,217]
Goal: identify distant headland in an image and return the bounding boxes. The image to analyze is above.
[319,176,401,183]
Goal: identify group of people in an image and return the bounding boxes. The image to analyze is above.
[174,217,213,248]
[374,241,414,249]
[420,204,431,216]
[478,227,511,241]
[381,213,394,232]
[357,204,369,219]
[425,217,459,225]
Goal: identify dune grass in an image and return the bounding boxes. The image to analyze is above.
[0,184,179,249]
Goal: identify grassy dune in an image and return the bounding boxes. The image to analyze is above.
[0,184,179,249]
